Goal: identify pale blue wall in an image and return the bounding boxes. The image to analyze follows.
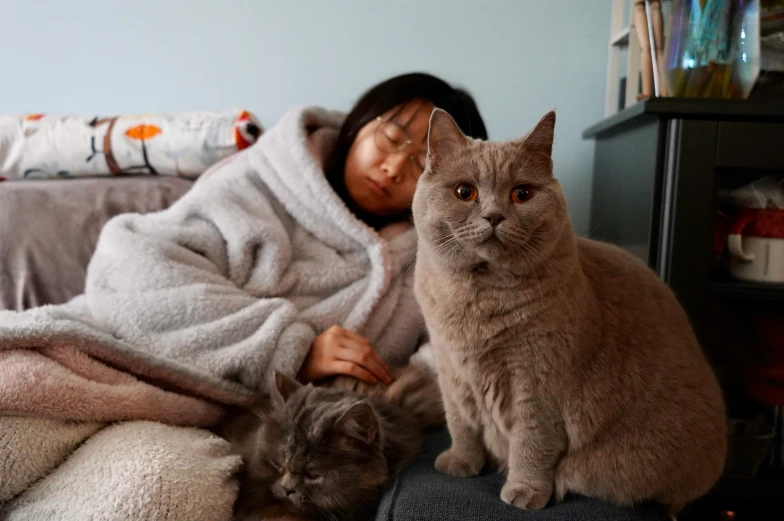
[1,0,610,234]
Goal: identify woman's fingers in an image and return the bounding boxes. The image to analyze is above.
[336,330,393,379]
[334,360,378,385]
[365,348,392,382]
[336,346,392,385]
[337,327,370,344]
[335,335,371,354]
[326,326,393,383]
[367,348,393,380]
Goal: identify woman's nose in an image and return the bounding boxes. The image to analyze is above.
[381,153,407,182]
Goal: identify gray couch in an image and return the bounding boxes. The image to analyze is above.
[378,428,666,521]
[0,177,193,310]
[0,177,667,521]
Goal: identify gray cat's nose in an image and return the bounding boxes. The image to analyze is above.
[285,489,296,496]
[484,213,505,227]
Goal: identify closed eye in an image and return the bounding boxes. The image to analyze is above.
[268,458,283,473]
[304,471,321,481]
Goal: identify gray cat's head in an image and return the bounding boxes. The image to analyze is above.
[412,109,567,272]
[256,372,389,519]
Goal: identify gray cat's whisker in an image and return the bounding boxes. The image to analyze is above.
[394,253,418,292]
[434,234,458,247]
[432,246,458,262]
[438,242,461,266]
[433,237,454,247]
[519,248,544,306]
[433,233,459,251]
[520,242,565,298]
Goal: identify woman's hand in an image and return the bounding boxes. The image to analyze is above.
[298,326,393,385]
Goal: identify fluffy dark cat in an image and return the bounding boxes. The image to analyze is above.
[223,362,442,521]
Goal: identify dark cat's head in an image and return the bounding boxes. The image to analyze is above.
[255,372,389,519]
[412,109,568,271]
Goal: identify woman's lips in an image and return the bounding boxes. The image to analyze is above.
[367,177,389,197]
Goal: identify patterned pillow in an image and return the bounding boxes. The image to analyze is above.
[0,109,261,180]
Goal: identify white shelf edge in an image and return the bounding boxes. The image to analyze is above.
[610,26,631,47]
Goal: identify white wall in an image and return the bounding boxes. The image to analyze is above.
[1,0,610,235]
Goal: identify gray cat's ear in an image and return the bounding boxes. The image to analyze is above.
[335,401,379,445]
[273,370,302,402]
[427,108,468,169]
[517,111,556,174]
[528,111,556,153]
[522,111,556,155]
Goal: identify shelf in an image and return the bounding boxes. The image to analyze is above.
[610,26,630,46]
[713,277,784,302]
[583,98,784,139]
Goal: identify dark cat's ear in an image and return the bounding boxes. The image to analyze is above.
[335,401,379,445]
[273,370,302,402]
[427,108,469,170]
[518,111,556,174]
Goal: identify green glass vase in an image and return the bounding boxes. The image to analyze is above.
[664,0,761,98]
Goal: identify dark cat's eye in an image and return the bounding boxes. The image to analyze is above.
[304,471,321,481]
[455,183,477,202]
[511,185,533,203]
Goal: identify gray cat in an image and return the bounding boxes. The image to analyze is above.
[223,363,442,521]
[411,108,727,515]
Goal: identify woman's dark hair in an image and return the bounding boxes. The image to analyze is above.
[325,72,488,228]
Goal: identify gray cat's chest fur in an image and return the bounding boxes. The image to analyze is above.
[415,263,562,466]
[435,340,514,467]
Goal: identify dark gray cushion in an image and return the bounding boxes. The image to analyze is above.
[0,177,192,310]
[376,428,667,521]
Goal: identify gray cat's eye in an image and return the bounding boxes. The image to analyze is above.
[511,185,533,203]
[455,183,478,202]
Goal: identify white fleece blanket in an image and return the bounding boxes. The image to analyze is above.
[0,106,425,410]
[0,106,425,517]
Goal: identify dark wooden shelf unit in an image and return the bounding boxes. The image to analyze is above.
[584,97,784,520]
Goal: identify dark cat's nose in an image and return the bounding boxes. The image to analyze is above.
[484,213,505,227]
[285,488,296,496]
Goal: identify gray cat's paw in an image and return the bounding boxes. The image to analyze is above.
[500,480,552,510]
[434,449,483,477]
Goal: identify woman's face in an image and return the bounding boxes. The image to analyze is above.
[343,100,435,217]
